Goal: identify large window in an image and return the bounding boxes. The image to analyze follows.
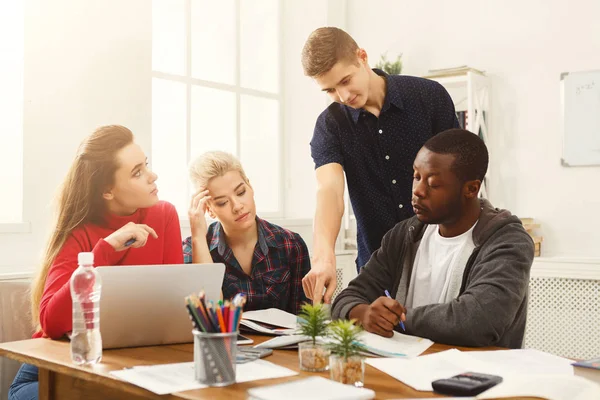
[0,1,24,223]
[151,0,282,217]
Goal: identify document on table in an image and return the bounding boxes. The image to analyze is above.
[366,347,576,392]
[110,359,298,395]
[366,349,486,391]
[477,374,600,400]
[241,308,298,329]
[247,376,375,400]
[358,330,433,358]
[466,348,575,376]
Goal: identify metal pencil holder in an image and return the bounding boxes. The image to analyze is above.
[192,330,237,387]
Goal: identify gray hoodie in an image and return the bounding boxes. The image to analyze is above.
[332,199,534,349]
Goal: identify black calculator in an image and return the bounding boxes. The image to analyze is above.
[432,372,503,396]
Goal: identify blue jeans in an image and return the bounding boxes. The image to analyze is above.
[8,363,38,400]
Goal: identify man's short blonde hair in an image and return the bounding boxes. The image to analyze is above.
[189,151,249,189]
[301,27,360,77]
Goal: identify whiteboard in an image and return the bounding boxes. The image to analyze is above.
[561,69,600,166]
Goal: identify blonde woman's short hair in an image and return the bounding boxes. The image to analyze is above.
[189,151,249,189]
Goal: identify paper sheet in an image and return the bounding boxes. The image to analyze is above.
[467,348,574,377]
[110,359,297,395]
[358,330,433,358]
[247,376,375,400]
[366,347,577,392]
[366,349,487,391]
[477,374,600,400]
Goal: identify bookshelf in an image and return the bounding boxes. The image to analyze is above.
[425,67,491,199]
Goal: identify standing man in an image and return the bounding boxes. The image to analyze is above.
[301,27,459,304]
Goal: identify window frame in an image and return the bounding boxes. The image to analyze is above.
[151,0,285,219]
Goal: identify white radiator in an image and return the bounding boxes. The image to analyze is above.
[524,258,600,359]
[333,251,358,301]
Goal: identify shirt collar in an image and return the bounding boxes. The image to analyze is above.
[209,216,276,257]
[348,68,404,123]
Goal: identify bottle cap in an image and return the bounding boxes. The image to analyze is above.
[78,252,94,265]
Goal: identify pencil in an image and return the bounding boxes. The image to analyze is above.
[215,306,226,333]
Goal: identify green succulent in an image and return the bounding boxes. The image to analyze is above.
[298,302,329,345]
[374,53,403,75]
[326,319,364,361]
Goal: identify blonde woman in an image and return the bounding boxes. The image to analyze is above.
[183,151,310,315]
[9,126,182,400]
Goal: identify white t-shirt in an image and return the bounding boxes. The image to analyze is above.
[405,222,477,309]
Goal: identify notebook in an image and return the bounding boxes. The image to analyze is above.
[247,376,375,400]
[97,263,225,349]
[240,308,298,335]
[253,334,311,349]
[358,330,433,358]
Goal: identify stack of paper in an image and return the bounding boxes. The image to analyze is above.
[240,308,298,335]
[110,359,297,395]
[424,65,485,78]
[247,376,375,400]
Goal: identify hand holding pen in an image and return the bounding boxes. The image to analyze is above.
[384,290,406,332]
[349,291,406,338]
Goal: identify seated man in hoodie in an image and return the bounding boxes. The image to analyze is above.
[331,129,534,349]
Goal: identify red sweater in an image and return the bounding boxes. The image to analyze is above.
[35,200,183,339]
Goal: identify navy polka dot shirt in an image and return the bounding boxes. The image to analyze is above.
[310,69,459,271]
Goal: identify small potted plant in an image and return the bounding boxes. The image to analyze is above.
[297,302,330,372]
[374,52,403,75]
[327,319,365,387]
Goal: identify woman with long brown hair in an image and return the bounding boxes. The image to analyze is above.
[9,125,183,400]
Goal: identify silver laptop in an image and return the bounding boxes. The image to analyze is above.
[96,263,225,349]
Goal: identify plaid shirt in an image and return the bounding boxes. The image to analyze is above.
[183,217,310,314]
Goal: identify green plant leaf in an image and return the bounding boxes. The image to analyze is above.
[297,302,329,345]
[326,319,364,361]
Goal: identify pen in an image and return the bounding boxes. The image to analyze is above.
[384,289,406,332]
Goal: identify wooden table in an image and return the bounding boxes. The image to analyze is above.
[0,335,539,399]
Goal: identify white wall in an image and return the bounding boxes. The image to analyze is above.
[282,0,325,221]
[0,0,152,275]
[347,0,600,258]
[283,0,347,221]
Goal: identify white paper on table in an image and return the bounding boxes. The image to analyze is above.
[476,374,600,400]
[366,349,491,391]
[110,359,298,395]
[247,376,375,400]
[358,330,433,358]
[466,348,575,377]
[241,308,298,329]
[366,347,578,393]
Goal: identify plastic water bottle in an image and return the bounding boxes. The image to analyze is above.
[70,252,102,365]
